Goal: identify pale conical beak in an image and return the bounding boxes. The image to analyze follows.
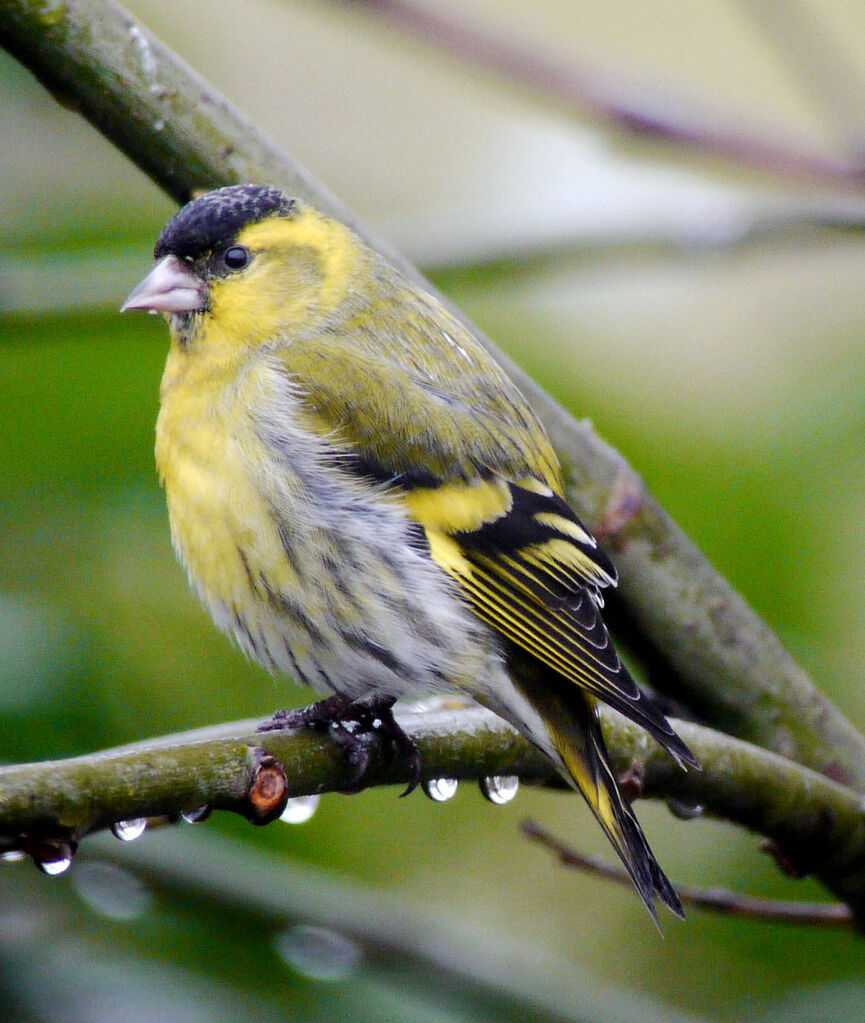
[121,255,206,314]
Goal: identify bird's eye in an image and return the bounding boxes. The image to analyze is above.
[223,246,250,271]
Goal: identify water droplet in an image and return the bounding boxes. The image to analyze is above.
[73,860,153,920]
[36,855,73,876]
[275,925,361,982]
[279,794,320,824]
[1,850,26,863]
[666,799,704,820]
[153,118,165,131]
[422,777,458,802]
[181,806,211,824]
[479,775,519,805]
[111,818,147,842]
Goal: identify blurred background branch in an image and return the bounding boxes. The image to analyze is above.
[346,0,865,189]
[522,820,854,927]
[2,0,865,795]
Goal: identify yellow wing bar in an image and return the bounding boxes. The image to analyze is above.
[422,481,698,769]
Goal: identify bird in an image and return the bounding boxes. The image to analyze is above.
[122,183,697,923]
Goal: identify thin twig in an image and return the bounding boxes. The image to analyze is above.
[522,819,854,927]
[349,0,865,187]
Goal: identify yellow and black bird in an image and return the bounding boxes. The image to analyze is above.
[123,184,696,922]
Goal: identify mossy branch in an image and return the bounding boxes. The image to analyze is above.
[2,705,865,925]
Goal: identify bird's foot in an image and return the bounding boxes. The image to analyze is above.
[257,695,422,795]
[257,695,351,733]
[358,695,423,797]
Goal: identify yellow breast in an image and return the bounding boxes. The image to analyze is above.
[155,340,281,615]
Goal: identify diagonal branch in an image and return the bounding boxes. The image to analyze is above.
[1,1,864,787]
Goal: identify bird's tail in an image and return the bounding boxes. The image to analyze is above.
[503,661,684,926]
[551,691,684,925]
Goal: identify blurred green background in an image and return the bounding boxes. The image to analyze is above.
[3,0,865,1019]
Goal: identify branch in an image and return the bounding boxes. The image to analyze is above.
[1,2,864,785]
[3,705,865,924]
[0,707,554,852]
[521,820,855,928]
[347,0,865,189]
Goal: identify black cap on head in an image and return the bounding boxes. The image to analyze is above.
[155,184,297,261]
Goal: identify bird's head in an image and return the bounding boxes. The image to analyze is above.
[122,184,359,350]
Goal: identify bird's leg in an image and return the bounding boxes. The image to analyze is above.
[257,694,422,795]
[257,694,352,732]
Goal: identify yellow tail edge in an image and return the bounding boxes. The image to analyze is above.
[552,695,684,928]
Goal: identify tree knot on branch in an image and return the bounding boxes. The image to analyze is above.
[245,748,289,825]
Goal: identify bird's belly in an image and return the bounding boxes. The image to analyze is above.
[157,404,299,666]
[156,386,504,702]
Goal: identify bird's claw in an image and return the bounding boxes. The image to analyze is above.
[258,695,422,794]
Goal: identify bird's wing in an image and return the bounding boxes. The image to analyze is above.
[417,478,695,767]
[270,330,561,489]
[271,334,695,768]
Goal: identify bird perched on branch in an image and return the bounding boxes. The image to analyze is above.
[123,183,696,923]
